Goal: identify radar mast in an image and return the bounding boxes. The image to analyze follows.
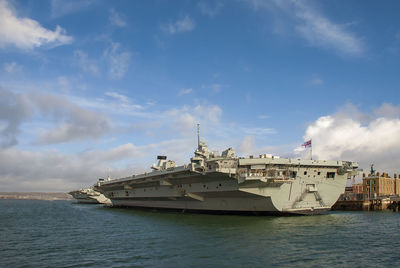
[197,123,200,149]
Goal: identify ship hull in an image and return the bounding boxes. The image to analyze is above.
[98,170,349,215]
[75,197,101,204]
[110,195,277,213]
[108,199,330,216]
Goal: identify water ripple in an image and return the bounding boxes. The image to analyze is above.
[1,200,400,267]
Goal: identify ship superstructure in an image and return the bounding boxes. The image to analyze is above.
[96,135,358,215]
[69,187,111,204]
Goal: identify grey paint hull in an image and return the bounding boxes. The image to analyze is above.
[99,170,349,215]
[76,198,100,204]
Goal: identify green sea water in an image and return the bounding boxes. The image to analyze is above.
[1,199,400,267]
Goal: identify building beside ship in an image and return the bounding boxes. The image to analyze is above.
[333,170,400,211]
[363,172,400,199]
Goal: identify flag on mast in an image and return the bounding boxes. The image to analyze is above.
[302,140,312,148]
[302,139,312,160]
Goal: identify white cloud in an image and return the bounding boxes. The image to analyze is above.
[244,0,364,56]
[178,88,193,96]
[74,50,99,75]
[105,91,129,103]
[293,1,364,56]
[105,91,143,111]
[163,16,195,34]
[202,83,229,93]
[109,8,127,27]
[50,0,93,18]
[0,144,143,192]
[0,0,73,50]
[0,87,296,191]
[374,103,400,118]
[57,76,71,92]
[311,77,324,85]
[238,135,255,156]
[34,94,111,144]
[241,127,276,136]
[296,103,400,174]
[198,1,223,17]
[4,62,20,74]
[164,104,222,134]
[0,89,111,146]
[104,42,131,79]
[258,114,270,120]
[0,89,33,148]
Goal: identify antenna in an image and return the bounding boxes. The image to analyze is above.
[197,123,200,148]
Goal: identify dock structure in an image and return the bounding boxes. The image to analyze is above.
[332,171,400,211]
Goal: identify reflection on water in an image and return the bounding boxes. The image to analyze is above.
[1,200,400,267]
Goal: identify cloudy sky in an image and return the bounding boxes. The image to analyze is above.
[1,0,400,191]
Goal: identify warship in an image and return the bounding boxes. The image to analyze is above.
[96,127,358,215]
[69,187,111,204]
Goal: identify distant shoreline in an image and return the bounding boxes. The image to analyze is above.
[0,192,72,201]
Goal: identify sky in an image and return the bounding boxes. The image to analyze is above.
[1,0,400,191]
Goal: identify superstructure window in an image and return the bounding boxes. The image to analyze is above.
[327,172,335,178]
[304,171,307,175]
[291,171,297,178]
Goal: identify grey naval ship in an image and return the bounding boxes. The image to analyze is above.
[69,187,111,204]
[96,132,358,215]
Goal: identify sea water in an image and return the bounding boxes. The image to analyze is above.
[1,199,400,267]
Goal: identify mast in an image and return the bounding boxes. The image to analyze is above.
[197,123,200,148]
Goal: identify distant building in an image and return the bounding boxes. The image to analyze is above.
[352,183,363,194]
[334,171,400,211]
[363,172,400,200]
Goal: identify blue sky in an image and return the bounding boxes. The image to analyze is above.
[1,0,400,191]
